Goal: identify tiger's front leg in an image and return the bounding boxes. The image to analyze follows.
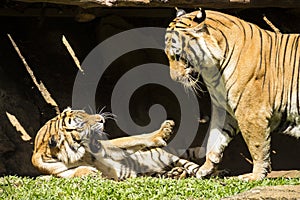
[196,106,234,178]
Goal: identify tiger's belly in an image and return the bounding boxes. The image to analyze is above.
[282,118,300,138]
[270,111,300,138]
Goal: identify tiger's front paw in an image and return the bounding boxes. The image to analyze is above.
[195,161,215,178]
[238,172,266,181]
[151,120,175,147]
[73,166,99,177]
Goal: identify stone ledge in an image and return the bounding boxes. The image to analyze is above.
[12,0,300,8]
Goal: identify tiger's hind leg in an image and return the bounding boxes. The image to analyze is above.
[101,120,175,152]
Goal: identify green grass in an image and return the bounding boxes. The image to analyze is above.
[0,175,299,200]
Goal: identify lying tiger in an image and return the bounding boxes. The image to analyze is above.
[32,108,202,180]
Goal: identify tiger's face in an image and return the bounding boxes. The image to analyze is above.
[165,10,224,91]
[59,107,106,141]
[49,108,107,164]
[164,31,201,89]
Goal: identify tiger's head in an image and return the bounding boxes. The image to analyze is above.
[58,107,105,138]
[51,107,107,163]
[165,9,224,91]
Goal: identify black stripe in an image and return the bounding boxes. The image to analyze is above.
[40,122,50,145]
[221,44,236,84]
[296,39,300,114]
[215,29,229,71]
[177,20,190,27]
[265,31,274,97]
[185,149,190,159]
[281,35,289,109]
[249,23,254,39]
[208,18,232,30]
[260,29,267,89]
[288,36,298,113]
[206,12,237,30]
[226,78,237,102]
[192,166,200,175]
[119,164,125,180]
[232,87,246,113]
[278,34,284,111]
[268,81,272,105]
[222,128,235,138]
[212,11,240,25]
[156,149,167,169]
[192,149,196,159]
[236,18,247,44]
[255,29,263,76]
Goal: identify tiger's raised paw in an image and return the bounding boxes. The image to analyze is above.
[150,120,175,147]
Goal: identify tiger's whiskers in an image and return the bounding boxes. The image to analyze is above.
[187,75,205,96]
[97,107,117,121]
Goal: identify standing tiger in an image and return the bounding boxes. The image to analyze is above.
[32,107,202,180]
[165,9,300,180]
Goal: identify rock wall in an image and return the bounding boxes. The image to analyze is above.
[10,0,300,8]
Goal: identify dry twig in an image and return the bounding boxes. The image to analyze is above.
[240,153,253,165]
[263,15,281,34]
[7,34,60,114]
[6,112,32,141]
[62,35,84,74]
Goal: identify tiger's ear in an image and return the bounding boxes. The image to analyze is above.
[175,7,186,17]
[192,8,207,33]
[194,8,206,24]
[63,107,72,112]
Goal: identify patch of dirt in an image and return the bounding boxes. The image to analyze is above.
[223,185,300,200]
[268,170,300,178]
[223,171,300,200]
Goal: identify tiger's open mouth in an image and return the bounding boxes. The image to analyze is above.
[182,68,203,93]
[189,70,200,81]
